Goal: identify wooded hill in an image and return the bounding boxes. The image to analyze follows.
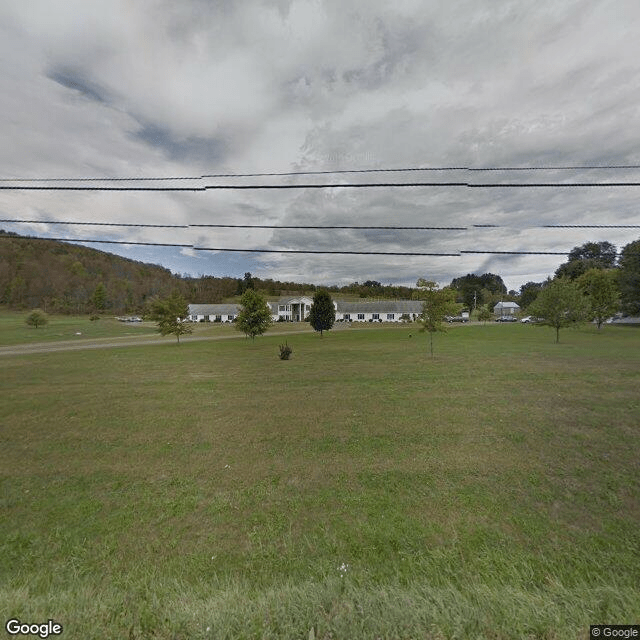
[0,232,413,314]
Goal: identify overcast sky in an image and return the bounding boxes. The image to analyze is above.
[2,0,640,291]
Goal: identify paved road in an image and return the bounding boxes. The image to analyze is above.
[0,328,320,357]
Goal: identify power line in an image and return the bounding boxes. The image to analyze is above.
[3,163,640,182]
[3,218,639,230]
[3,181,640,191]
[0,233,576,256]
[0,219,188,228]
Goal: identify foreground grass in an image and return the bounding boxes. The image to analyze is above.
[1,323,639,638]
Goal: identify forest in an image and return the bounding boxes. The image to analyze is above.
[1,231,638,316]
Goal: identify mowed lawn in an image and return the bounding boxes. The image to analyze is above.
[1,322,639,639]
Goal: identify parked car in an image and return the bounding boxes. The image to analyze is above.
[495,316,517,322]
[446,315,469,323]
[520,316,536,323]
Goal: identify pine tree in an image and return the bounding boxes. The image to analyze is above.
[308,290,335,336]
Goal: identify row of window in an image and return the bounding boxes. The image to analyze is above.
[343,313,397,320]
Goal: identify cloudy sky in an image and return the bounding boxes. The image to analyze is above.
[1,0,640,291]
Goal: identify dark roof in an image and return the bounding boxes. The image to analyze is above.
[335,300,422,314]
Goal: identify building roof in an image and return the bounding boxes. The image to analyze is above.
[335,300,423,314]
[493,301,520,310]
[189,304,239,315]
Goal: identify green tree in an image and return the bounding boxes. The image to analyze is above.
[518,281,544,309]
[618,239,640,316]
[25,308,48,328]
[555,241,618,280]
[236,272,255,296]
[148,291,192,343]
[529,278,589,343]
[413,279,460,357]
[477,307,492,323]
[577,268,619,330]
[308,290,336,336]
[236,289,272,340]
[91,282,107,312]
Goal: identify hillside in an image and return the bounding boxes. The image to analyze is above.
[0,232,238,314]
[1,232,416,315]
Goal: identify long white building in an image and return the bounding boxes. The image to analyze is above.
[188,296,423,323]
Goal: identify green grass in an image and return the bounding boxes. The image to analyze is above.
[0,310,158,345]
[1,322,639,639]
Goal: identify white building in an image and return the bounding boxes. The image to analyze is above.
[493,301,520,317]
[188,297,424,323]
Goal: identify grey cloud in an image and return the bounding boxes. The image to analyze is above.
[133,121,227,165]
[47,67,112,105]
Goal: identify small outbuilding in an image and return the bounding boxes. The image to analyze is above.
[493,301,520,317]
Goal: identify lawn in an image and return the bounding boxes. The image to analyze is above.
[1,322,639,639]
[0,311,158,346]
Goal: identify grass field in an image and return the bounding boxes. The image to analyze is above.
[1,321,639,639]
[0,311,158,346]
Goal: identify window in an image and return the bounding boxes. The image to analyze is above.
[372,313,380,320]
[387,314,394,320]
[343,314,350,321]
[215,315,222,322]
[357,313,365,320]
[278,305,286,312]
[228,315,234,321]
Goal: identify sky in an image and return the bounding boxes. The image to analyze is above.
[1,0,640,292]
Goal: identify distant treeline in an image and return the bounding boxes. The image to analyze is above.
[2,232,638,315]
[0,232,414,314]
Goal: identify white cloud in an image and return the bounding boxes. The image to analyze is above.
[1,0,640,290]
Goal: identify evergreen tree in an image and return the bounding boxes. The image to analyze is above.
[308,290,336,336]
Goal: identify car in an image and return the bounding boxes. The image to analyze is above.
[446,315,469,323]
[495,316,517,322]
[520,316,535,323]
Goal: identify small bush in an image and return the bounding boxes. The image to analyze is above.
[90,314,100,321]
[279,342,293,360]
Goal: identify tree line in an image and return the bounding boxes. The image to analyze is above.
[3,231,639,320]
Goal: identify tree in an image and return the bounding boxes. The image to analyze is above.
[518,281,544,309]
[555,241,617,280]
[148,291,192,343]
[618,239,640,316]
[308,290,336,336]
[477,307,492,323]
[25,309,48,328]
[91,282,107,312]
[449,272,507,309]
[236,272,255,296]
[528,278,589,343]
[577,268,619,330]
[413,279,460,357]
[236,289,272,340]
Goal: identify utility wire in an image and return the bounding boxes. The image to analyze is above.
[0,233,575,256]
[4,181,640,191]
[2,219,639,230]
[3,163,640,182]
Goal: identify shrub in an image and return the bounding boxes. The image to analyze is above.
[25,309,48,328]
[279,342,293,360]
